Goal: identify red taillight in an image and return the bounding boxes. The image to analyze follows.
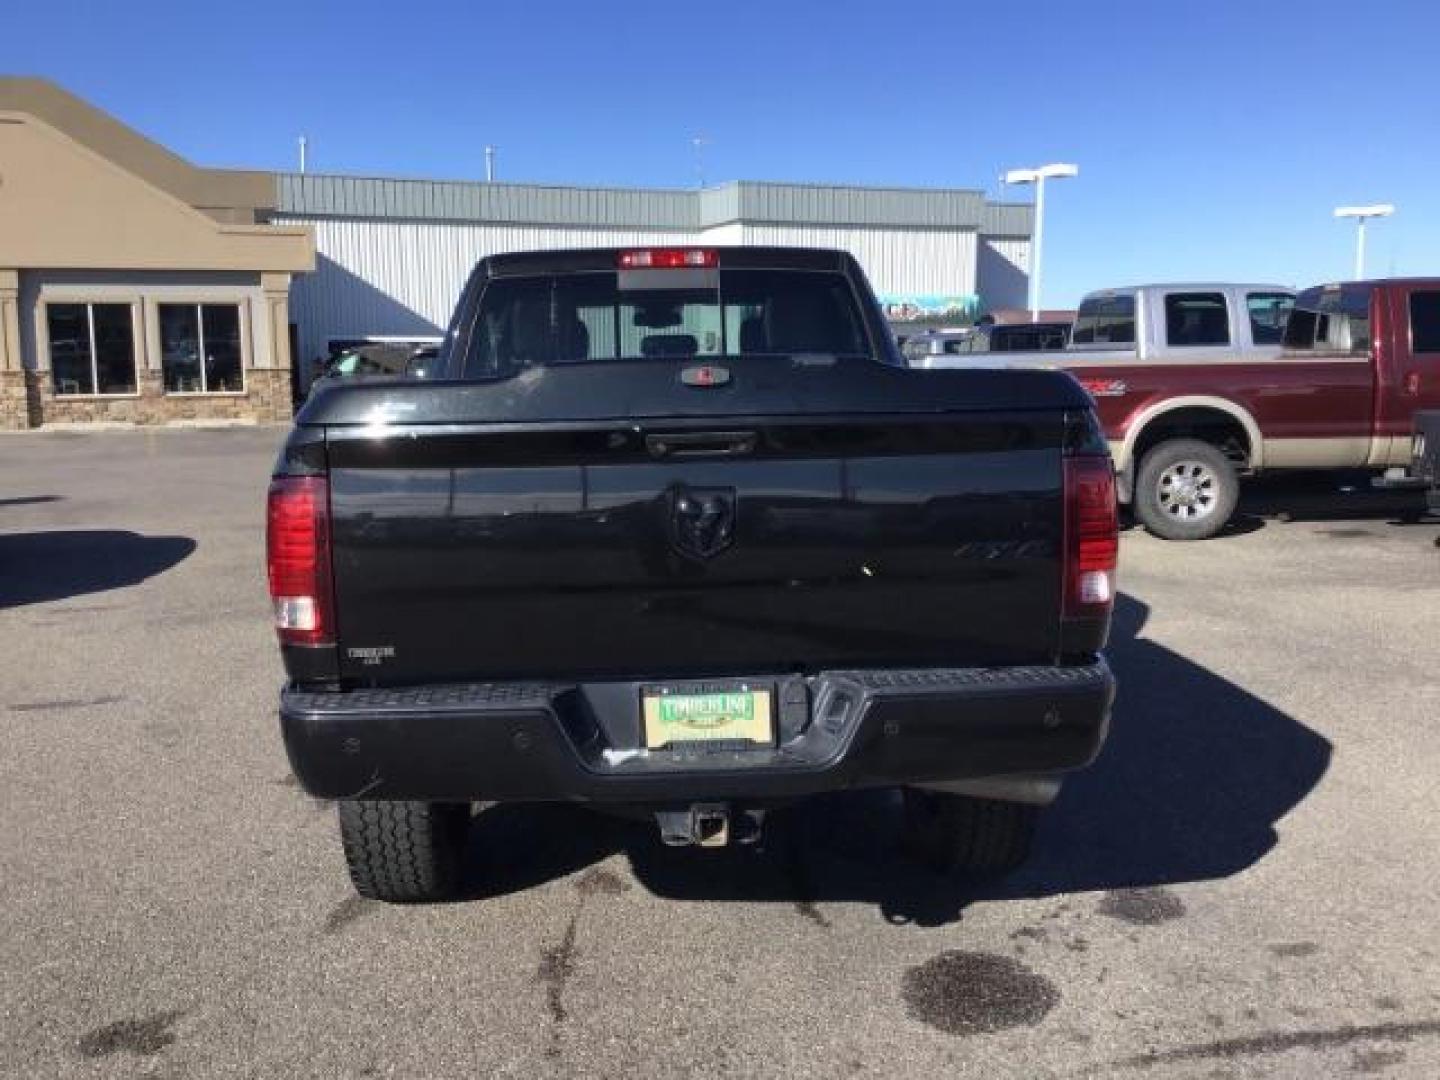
[1063,456,1118,619]
[266,476,334,646]
[618,248,717,269]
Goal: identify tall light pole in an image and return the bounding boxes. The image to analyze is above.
[1002,163,1078,322]
[691,134,711,189]
[1334,204,1394,280]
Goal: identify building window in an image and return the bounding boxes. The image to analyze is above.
[46,302,138,396]
[159,303,245,393]
[1165,292,1231,347]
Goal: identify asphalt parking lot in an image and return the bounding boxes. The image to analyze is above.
[2,428,1438,1079]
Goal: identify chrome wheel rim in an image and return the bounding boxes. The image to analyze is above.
[1157,460,1219,521]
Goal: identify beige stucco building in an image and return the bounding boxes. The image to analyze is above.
[0,78,314,429]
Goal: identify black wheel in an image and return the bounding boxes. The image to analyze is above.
[1134,438,1239,541]
[901,790,1039,877]
[337,800,471,902]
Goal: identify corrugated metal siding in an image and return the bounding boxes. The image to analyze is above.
[977,238,1031,311]
[697,186,740,227]
[282,207,1029,377]
[284,218,687,367]
[981,202,1034,237]
[698,223,745,245]
[275,175,1004,232]
[738,225,978,297]
[733,184,985,229]
[277,174,698,230]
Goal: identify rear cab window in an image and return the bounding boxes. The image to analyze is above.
[1246,292,1294,345]
[900,338,929,361]
[1164,292,1231,347]
[990,324,1069,352]
[1071,294,1136,346]
[1285,285,1373,356]
[463,267,870,378]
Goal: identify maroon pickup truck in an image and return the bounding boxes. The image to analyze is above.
[918,280,1440,539]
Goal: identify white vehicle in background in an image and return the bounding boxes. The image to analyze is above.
[901,322,1071,362]
[898,327,975,362]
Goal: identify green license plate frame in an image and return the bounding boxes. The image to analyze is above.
[640,682,776,750]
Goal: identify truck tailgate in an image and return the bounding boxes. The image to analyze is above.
[325,409,1066,684]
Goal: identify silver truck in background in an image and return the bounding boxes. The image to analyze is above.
[910,284,1293,370]
[911,284,1306,540]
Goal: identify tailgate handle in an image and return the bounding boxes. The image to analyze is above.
[645,431,758,458]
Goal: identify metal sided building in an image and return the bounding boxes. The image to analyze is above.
[271,176,1034,385]
[0,76,1034,427]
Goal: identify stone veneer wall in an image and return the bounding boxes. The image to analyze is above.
[0,371,43,429]
[0,368,292,429]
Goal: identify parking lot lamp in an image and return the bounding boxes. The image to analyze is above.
[1334,204,1394,280]
[1003,163,1079,322]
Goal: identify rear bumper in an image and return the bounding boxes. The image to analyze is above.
[281,660,1115,803]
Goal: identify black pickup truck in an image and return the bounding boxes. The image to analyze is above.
[268,247,1118,902]
[1417,410,1440,517]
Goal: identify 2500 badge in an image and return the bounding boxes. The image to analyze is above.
[346,646,396,666]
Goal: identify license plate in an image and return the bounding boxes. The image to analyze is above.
[641,684,774,750]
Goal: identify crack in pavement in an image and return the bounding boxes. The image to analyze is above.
[1093,1018,1440,1072]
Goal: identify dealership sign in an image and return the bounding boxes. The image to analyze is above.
[877,294,981,322]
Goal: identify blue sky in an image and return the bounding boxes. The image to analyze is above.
[4,0,1437,305]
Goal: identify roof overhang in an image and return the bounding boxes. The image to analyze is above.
[0,108,313,274]
[273,174,1031,237]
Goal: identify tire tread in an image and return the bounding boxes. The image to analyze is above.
[902,791,1039,877]
[1134,437,1239,541]
[337,800,469,902]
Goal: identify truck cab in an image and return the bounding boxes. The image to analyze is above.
[1283,280,1440,469]
[1067,283,1294,360]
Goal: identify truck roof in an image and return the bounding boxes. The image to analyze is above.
[1307,277,1440,290]
[477,246,858,277]
[1082,283,1293,296]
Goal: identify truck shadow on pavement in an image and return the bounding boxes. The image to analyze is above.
[0,530,196,609]
[459,593,1333,926]
[992,594,1333,911]
[1122,479,1430,540]
[1223,475,1428,536]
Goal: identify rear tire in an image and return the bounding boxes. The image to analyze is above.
[1134,438,1239,541]
[337,800,471,903]
[901,790,1039,877]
